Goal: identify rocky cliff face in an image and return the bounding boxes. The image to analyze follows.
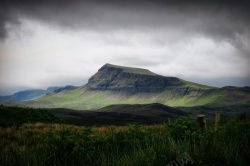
[86,64,186,94]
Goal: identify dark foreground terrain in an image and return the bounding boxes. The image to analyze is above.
[49,103,186,126]
[1,105,250,165]
[49,103,250,126]
[1,104,249,127]
[1,116,249,166]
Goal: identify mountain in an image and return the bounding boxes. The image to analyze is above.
[53,85,78,93]
[0,89,46,102]
[45,87,62,94]
[87,63,212,93]
[2,63,250,109]
[0,85,81,102]
[0,87,62,102]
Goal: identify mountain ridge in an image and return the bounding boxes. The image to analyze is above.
[1,63,249,109]
[86,63,213,94]
[0,89,48,102]
[0,86,75,102]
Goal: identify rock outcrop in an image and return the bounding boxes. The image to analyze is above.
[53,85,78,93]
[86,63,186,94]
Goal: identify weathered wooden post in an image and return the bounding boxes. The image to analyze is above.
[215,111,220,130]
[197,115,206,133]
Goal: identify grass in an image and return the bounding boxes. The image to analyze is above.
[179,79,215,89]
[0,114,249,166]
[20,89,214,110]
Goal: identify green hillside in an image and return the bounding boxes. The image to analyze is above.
[6,85,248,110]
[2,64,250,110]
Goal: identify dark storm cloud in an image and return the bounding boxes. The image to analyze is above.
[1,0,250,95]
[1,1,250,60]
[1,0,250,40]
[1,1,249,64]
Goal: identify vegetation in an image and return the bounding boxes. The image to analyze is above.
[0,105,62,127]
[6,86,247,110]
[1,113,249,166]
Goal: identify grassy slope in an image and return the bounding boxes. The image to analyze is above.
[17,85,249,110]
[179,79,214,89]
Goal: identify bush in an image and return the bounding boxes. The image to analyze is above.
[167,114,202,140]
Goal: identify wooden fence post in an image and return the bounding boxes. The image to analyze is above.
[215,111,220,130]
[197,115,206,133]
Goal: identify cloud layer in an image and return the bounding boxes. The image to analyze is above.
[0,0,250,95]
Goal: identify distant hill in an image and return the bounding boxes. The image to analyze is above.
[53,85,78,93]
[0,89,46,102]
[2,63,250,109]
[0,87,62,102]
[0,85,78,102]
[45,87,62,94]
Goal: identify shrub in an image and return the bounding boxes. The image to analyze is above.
[167,114,202,140]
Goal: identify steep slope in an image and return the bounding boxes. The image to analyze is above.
[3,63,250,110]
[86,63,212,93]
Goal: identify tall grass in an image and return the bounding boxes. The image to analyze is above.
[0,117,249,166]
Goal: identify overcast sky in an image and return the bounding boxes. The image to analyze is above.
[0,0,250,95]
